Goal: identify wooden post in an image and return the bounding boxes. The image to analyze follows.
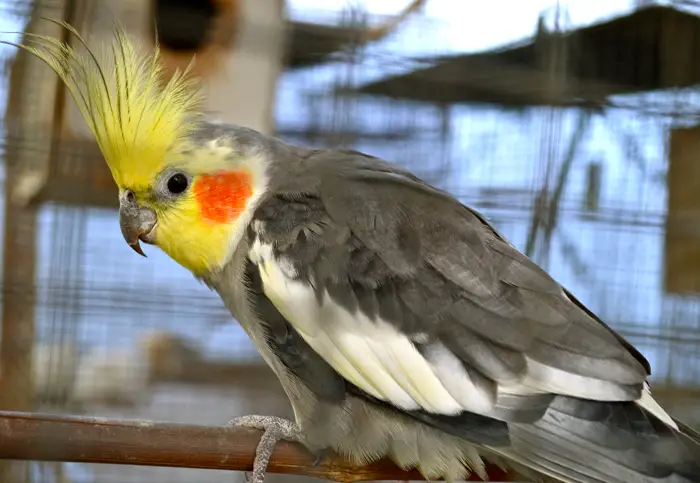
[0,3,69,481]
[0,169,38,483]
[665,124,700,294]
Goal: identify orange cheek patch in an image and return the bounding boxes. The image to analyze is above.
[193,170,253,223]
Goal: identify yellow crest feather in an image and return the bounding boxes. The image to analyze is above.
[6,19,204,188]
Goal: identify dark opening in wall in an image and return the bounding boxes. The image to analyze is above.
[153,0,218,52]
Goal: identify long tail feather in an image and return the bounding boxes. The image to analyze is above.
[492,396,700,483]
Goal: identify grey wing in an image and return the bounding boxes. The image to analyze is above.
[246,149,700,483]
[257,149,649,405]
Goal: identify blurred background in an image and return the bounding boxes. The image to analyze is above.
[0,0,700,481]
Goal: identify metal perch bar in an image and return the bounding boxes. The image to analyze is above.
[0,411,511,482]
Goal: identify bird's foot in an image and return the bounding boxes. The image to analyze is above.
[228,415,305,483]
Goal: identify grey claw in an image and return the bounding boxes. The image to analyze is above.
[228,415,305,483]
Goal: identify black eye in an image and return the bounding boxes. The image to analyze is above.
[166,173,189,195]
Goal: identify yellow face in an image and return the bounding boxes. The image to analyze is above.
[116,141,267,277]
[10,20,268,276]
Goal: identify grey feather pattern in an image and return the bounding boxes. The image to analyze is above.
[201,126,699,482]
[243,259,347,403]
[258,148,647,393]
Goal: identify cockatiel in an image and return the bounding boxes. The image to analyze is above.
[9,20,700,483]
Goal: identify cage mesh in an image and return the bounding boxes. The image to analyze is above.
[0,0,699,482]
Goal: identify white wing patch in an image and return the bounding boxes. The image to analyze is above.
[637,382,678,430]
[249,242,679,430]
[512,358,636,401]
[251,241,494,415]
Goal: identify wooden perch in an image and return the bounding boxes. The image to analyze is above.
[0,411,511,482]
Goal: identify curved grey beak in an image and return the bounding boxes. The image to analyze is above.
[119,189,157,257]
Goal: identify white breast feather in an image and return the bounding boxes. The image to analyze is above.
[250,243,680,430]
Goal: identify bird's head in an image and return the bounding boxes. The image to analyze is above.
[11,21,269,276]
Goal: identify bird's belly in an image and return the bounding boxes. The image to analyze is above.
[232,311,497,482]
[292,393,490,482]
[242,318,494,481]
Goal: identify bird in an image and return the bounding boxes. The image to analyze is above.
[7,19,700,483]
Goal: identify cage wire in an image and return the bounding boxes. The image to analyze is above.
[0,0,700,482]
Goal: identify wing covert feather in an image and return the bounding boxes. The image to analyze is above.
[252,149,649,406]
[240,148,700,483]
